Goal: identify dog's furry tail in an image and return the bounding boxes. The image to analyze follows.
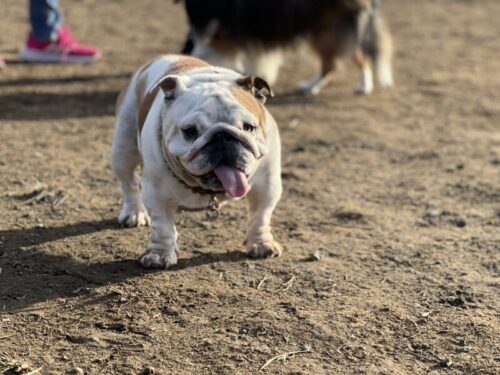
[359,0,394,86]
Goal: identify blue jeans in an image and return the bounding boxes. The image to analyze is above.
[30,0,62,41]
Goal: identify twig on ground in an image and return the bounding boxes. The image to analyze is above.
[1,305,53,315]
[260,346,312,371]
[22,190,51,205]
[52,193,68,208]
[257,277,268,290]
[0,333,16,340]
[26,367,43,375]
[282,276,296,291]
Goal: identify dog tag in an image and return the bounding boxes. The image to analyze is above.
[205,195,220,221]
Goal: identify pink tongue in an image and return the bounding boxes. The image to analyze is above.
[213,165,249,198]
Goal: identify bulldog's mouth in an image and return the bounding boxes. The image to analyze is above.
[213,165,249,198]
[199,165,249,198]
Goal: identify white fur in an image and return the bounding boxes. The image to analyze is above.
[242,48,283,86]
[191,41,284,86]
[111,55,283,269]
[355,64,374,95]
[377,60,394,88]
[192,39,245,74]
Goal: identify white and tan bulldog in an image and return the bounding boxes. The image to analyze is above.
[111,55,283,269]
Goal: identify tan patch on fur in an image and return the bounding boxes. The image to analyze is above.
[136,57,211,135]
[135,60,161,134]
[117,61,156,116]
[168,56,209,75]
[353,48,370,69]
[137,86,159,135]
[230,87,266,129]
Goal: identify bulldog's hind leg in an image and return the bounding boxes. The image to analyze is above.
[245,168,283,258]
[111,104,150,228]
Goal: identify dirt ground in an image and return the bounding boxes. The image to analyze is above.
[0,0,499,374]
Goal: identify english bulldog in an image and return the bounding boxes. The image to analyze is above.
[111,55,282,269]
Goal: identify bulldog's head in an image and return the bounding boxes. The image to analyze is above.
[154,68,273,198]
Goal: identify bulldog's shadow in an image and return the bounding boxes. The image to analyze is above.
[0,219,246,312]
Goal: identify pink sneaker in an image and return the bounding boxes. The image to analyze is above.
[20,26,101,64]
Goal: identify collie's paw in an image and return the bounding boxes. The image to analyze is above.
[297,80,322,96]
[354,81,374,95]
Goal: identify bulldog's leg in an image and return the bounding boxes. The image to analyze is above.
[111,115,151,228]
[245,169,283,258]
[138,182,179,269]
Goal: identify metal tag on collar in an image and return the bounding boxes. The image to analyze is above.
[205,195,220,221]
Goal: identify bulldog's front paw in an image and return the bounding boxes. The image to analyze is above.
[118,205,151,228]
[246,240,283,259]
[138,247,178,269]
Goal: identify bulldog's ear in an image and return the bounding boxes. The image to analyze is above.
[236,76,274,103]
[152,75,182,101]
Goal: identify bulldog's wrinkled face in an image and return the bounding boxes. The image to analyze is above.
[159,73,272,198]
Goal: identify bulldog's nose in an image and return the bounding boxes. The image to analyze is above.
[207,131,242,167]
[211,131,238,144]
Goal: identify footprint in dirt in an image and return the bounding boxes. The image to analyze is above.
[418,210,467,228]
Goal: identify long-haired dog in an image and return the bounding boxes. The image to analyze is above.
[179,0,394,95]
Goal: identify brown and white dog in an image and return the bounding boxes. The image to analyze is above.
[180,0,394,95]
[111,55,282,269]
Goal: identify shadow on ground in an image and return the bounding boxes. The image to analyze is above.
[0,219,246,312]
[0,90,120,120]
[0,72,131,87]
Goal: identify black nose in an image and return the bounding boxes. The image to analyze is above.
[211,131,238,144]
[207,132,241,167]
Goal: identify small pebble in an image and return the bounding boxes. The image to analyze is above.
[310,251,321,261]
[439,358,453,368]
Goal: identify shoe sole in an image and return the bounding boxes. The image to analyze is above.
[19,48,101,64]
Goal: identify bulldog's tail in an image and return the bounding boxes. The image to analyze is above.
[359,0,394,87]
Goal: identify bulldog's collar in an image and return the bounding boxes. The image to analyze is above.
[157,123,222,220]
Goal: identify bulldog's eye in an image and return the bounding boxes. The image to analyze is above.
[243,122,257,132]
[182,126,199,141]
